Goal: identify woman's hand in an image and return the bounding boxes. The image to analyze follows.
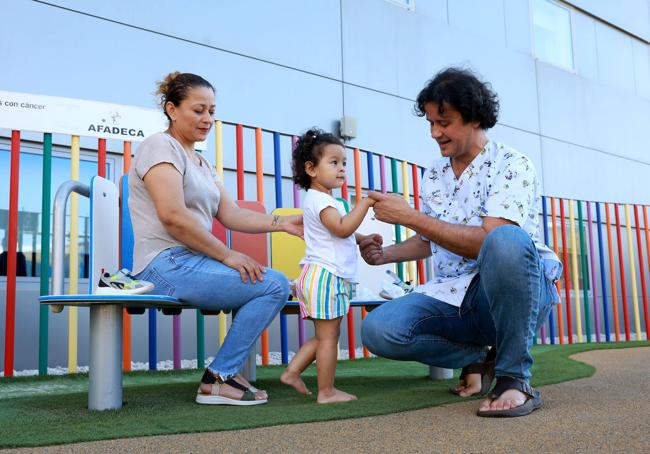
[223,250,266,283]
[279,214,304,239]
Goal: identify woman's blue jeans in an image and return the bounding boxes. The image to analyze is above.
[361,225,559,382]
[135,246,289,378]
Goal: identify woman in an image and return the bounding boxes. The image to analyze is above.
[129,72,302,406]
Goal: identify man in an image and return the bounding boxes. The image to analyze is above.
[360,67,561,417]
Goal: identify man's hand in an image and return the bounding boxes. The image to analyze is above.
[357,233,387,265]
[279,214,304,239]
[368,191,416,225]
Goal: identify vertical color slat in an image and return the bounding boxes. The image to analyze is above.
[550,197,564,344]
[98,138,106,178]
[559,199,573,343]
[292,137,305,350]
[401,161,416,285]
[232,125,249,366]
[624,204,642,339]
[273,132,289,364]
[256,128,264,202]
[605,203,620,341]
[353,148,368,358]
[3,131,20,377]
[148,306,157,370]
[379,155,387,194]
[643,205,650,339]
[595,203,611,342]
[259,129,271,362]
[236,124,244,199]
[39,133,53,374]
[341,179,349,201]
[577,201,591,342]
[173,315,181,369]
[215,121,227,346]
[196,311,205,369]
[585,202,601,341]
[568,199,583,342]
[68,135,80,371]
[119,140,132,372]
[614,204,631,341]
[367,152,375,192]
[633,205,649,339]
[411,164,426,285]
[341,149,356,360]
[123,141,132,172]
[541,197,551,344]
[390,159,404,280]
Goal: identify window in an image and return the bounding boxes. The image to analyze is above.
[532,0,574,70]
[0,146,113,278]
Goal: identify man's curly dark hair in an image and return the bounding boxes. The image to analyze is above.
[292,128,344,190]
[414,67,499,129]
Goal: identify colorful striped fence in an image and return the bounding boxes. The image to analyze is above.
[2,122,650,377]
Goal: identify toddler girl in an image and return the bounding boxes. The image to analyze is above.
[281,128,374,403]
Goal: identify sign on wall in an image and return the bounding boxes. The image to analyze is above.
[0,90,207,149]
[0,89,167,141]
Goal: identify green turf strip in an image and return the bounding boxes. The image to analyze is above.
[0,342,648,448]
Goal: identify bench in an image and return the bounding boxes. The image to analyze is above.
[39,177,390,410]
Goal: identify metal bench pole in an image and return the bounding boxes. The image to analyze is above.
[89,305,123,409]
[51,181,90,296]
[231,307,256,382]
[51,180,124,410]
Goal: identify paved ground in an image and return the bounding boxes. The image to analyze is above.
[7,347,650,453]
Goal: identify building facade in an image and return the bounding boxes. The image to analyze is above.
[1,0,649,372]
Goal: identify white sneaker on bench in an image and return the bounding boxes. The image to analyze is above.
[96,269,154,295]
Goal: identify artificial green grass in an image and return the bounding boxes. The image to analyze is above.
[0,341,648,448]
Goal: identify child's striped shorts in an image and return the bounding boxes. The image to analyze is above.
[296,262,351,320]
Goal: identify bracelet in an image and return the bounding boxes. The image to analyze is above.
[271,215,280,227]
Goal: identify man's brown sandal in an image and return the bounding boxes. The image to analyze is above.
[476,376,542,417]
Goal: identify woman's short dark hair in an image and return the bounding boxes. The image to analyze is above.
[156,71,215,122]
[414,67,499,129]
[292,128,343,190]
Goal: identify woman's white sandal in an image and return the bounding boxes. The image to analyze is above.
[195,370,267,406]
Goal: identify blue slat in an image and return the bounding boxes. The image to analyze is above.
[595,202,611,342]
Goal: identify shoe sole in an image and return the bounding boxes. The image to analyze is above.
[95,284,154,295]
[195,393,268,406]
[476,396,542,418]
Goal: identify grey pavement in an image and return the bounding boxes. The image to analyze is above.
[7,347,650,453]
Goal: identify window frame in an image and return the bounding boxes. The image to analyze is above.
[530,0,576,73]
[384,0,415,11]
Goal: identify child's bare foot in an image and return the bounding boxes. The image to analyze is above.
[281,369,312,395]
[317,387,357,404]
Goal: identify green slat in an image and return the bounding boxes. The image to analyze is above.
[577,201,592,343]
[38,133,52,375]
[390,158,404,281]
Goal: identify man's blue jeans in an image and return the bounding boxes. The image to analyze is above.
[135,246,290,378]
[362,225,558,382]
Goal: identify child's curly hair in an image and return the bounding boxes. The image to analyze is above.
[292,128,344,190]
